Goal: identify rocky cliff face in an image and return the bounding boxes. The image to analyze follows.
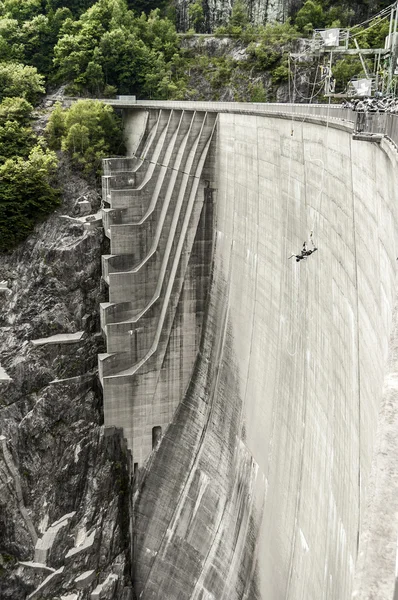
[180,37,291,102]
[0,152,133,599]
[176,0,298,32]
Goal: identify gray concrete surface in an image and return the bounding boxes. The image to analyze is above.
[99,103,398,599]
[31,332,84,346]
[27,566,64,600]
[0,279,11,295]
[0,363,11,381]
[100,109,216,464]
[65,529,96,560]
[35,512,75,564]
[19,562,55,574]
[75,570,96,589]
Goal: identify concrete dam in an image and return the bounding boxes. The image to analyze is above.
[99,101,398,600]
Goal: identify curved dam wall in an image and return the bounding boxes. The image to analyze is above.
[101,105,398,599]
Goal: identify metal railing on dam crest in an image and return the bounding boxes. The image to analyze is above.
[103,96,398,145]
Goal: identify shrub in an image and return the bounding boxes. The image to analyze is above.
[46,99,125,175]
[0,61,45,103]
[0,145,59,252]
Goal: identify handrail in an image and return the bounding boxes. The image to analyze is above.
[101,98,356,123]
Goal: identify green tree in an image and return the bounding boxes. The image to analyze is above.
[188,1,204,33]
[326,4,354,28]
[45,0,97,16]
[0,6,73,76]
[352,17,390,49]
[247,21,298,70]
[0,145,59,252]
[126,0,167,17]
[52,1,180,98]
[0,120,35,162]
[230,0,249,29]
[332,55,369,92]
[295,0,326,33]
[248,81,267,102]
[45,101,65,149]
[84,60,105,94]
[0,62,45,103]
[0,97,35,162]
[46,99,124,174]
[3,0,42,22]
[0,96,33,124]
[21,14,53,73]
[0,18,24,61]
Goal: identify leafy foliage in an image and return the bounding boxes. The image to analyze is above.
[247,81,268,101]
[0,97,35,162]
[2,0,43,22]
[0,62,45,103]
[332,55,372,92]
[0,4,75,75]
[295,1,326,33]
[229,0,249,32]
[188,0,204,32]
[45,101,65,149]
[52,0,185,98]
[0,96,33,124]
[46,99,125,174]
[247,21,298,71]
[0,0,394,252]
[0,47,57,251]
[45,0,98,16]
[351,16,390,49]
[126,0,167,16]
[0,145,60,252]
[293,0,355,32]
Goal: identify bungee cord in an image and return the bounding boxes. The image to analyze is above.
[282,55,332,355]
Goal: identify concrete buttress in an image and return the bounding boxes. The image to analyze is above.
[99,103,398,600]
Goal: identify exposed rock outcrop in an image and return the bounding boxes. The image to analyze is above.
[0,153,132,599]
[176,0,297,32]
[179,36,292,102]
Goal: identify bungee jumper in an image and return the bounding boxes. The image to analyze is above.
[288,232,318,262]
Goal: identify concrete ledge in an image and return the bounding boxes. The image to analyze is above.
[31,332,84,346]
[27,566,64,600]
[353,133,383,142]
[35,511,75,564]
[65,529,96,561]
[0,280,11,295]
[48,374,94,385]
[91,574,118,599]
[0,363,11,381]
[19,561,55,574]
[75,569,96,589]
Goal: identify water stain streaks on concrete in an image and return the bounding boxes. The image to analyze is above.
[100,103,398,599]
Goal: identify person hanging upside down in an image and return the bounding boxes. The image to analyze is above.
[288,231,318,262]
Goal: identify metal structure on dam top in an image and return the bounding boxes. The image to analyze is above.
[98,99,398,600]
[104,96,398,144]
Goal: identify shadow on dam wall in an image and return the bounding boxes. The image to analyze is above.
[103,107,398,599]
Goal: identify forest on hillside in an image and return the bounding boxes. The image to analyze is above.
[0,0,393,250]
[0,0,392,99]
